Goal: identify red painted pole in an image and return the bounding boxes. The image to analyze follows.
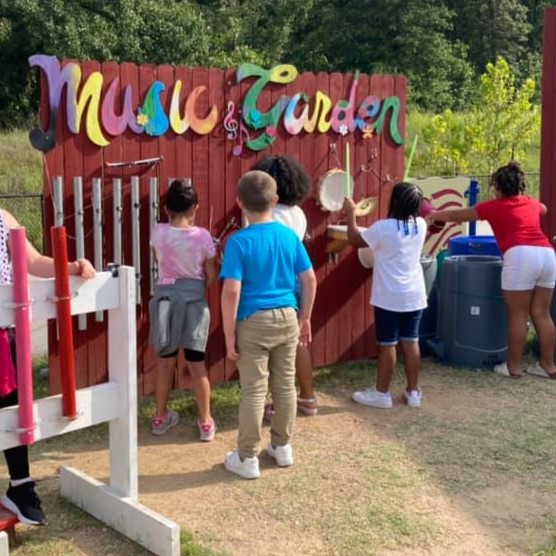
[51,227,77,420]
[9,228,35,445]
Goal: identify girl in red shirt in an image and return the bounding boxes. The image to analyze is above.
[428,161,556,379]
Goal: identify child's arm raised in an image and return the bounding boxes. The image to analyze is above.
[221,278,241,361]
[342,198,368,248]
[427,207,478,223]
[298,268,317,346]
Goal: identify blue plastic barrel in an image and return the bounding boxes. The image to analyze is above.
[448,235,501,257]
[428,255,508,368]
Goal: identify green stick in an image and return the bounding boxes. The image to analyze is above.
[403,135,418,181]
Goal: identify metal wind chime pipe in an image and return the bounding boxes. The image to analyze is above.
[131,176,141,305]
[92,178,104,322]
[73,177,87,330]
[112,178,122,266]
[149,177,159,295]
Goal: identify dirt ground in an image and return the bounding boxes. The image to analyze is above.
[6,361,556,555]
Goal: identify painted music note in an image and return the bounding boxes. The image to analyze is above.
[232,122,251,156]
[223,101,239,140]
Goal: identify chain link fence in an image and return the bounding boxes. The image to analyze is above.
[0,193,45,251]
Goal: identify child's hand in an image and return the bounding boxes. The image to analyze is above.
[342,197,356,216]
[299,318,312,346]
[73,258,96,280]
[226,336,240,361]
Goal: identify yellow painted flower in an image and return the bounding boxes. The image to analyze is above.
[137,113,149,127]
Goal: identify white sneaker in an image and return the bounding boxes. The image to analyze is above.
[224,451,260,480]
[526,362,555,379]
[267,442,294,467]
[352,388,393,408]
[493,362,521,379]
[404,389,422,408]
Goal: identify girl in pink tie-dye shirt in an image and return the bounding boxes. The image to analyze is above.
[150,180,217,440]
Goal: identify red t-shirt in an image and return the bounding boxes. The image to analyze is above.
[475,196,551,254]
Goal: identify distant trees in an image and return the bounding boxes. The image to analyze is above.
[0,0,554,126]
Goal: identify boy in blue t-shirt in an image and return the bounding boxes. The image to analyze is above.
[220,170,317,479]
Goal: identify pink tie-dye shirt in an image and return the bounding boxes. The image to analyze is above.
[150,224,216,283]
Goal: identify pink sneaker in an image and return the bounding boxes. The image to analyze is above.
[151,411,180,436]
[198,419,216,442]
[263,403,275,422]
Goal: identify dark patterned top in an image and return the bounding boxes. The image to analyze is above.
[0,211,13,285]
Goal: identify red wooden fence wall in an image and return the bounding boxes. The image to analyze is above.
[37,61,406,395]
[541,8,556,241]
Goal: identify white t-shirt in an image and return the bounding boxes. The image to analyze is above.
[361,217,427,312]
[271,204,307,241]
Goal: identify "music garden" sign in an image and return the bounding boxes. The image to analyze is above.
[29,55,404,156]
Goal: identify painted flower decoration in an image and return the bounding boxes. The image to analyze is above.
[362,125,374,140]
[339,124,349,136]
[136,112,149,127]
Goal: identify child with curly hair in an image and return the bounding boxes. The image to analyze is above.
[251,155,318,416]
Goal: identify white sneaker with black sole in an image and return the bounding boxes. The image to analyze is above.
[267,443,294,467]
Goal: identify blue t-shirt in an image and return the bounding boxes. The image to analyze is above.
[220,221,312,320]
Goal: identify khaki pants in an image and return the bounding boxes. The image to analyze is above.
[236,308,299,458]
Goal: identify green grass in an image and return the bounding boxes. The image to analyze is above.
[0,130,42,194]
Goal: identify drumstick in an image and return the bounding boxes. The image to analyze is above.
[345,143,351,198]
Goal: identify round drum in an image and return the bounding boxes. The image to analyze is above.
[316,169,354,212]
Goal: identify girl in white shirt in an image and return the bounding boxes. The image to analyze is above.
[343,182,428,409]
[251,155,318,416]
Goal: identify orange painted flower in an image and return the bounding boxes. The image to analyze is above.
[362,125,373,140]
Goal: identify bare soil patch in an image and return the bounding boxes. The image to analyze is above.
[5,361,556,555]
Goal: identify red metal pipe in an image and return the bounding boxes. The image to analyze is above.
[10,228,35,444]
[51,227,77,420]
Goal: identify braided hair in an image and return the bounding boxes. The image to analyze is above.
[166,179,198,214]
[490,161,526,197]
[251,155,312,206]
[388,182,423,222]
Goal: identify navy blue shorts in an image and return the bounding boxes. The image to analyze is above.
[374,306,423,346]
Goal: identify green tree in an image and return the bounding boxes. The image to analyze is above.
[447,0,532,75]
[288,0,475,112]
[471,57,540,174]
[419,57,540,175]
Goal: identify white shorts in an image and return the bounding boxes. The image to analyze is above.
[502,245,556,291]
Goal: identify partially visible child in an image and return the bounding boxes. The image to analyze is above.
[428,161,556,379]
[149,179,217,440]
[220,171,317,479]
[251,155,317,416]
[343,182,428,408]
[0,208,96,525]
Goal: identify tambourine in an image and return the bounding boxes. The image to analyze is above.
[316,169,354,212]
[316,169,378,216]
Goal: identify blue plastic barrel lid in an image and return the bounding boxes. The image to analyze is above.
[448,235,501,257]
